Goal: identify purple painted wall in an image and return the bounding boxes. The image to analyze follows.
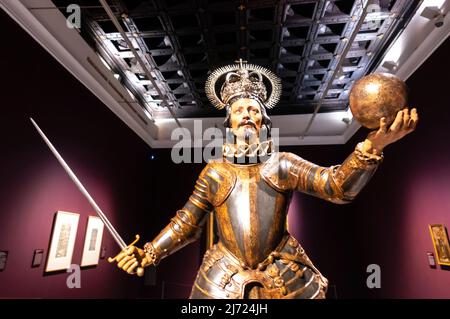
[285,144,363,298]
[0,10,199,298]
[134,149,205,298]
[349,36,450,298]
[286,38,450,298]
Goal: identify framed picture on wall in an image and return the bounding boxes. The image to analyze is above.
[80,216,104,267]
[45,211,80,272]
[429,224,450,266]
[0,251,8,271]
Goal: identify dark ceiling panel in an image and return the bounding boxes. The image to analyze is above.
[52,0,420,119]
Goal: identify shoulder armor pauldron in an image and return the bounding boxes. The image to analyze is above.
[260,152,296,192]
[202,161,237,207]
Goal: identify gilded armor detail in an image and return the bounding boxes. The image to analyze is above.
[203,161,236,207]
[144,147,381,298]
[261,144,382,204]
[190,235,328,299]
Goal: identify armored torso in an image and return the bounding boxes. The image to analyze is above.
[148,147,381,299]
[205,156,292,269]
[188,153,329,299]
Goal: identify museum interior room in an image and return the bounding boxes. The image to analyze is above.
[0,0,449,299]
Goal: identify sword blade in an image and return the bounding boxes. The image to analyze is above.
[30,118,127,249]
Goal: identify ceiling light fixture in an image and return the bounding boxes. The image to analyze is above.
[420,6,445,27]
[381,60,398,73]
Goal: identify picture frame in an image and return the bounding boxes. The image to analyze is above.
[81,216,104,267]
[429,224,450,266]
[0,251,8,272]
[45,211,80,272]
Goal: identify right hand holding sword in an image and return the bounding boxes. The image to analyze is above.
[108,235,156,276]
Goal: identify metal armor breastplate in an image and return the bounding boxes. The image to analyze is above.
[206,156,292,269]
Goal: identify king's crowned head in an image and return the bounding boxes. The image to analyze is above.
[206,60,282,159]
[205,59,281,111]
[206,60,281,136]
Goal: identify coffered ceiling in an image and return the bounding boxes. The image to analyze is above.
[2,0,450,147]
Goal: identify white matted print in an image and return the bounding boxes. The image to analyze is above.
[81,216,104,267]
[45,211,80,272]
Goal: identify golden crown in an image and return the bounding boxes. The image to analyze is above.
[205,59,282,110]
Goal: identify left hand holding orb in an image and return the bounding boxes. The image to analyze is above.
[349,73,419,153]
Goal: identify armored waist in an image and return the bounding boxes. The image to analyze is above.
[190,235,328,299]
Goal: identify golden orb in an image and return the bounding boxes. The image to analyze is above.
[349,73,408,129]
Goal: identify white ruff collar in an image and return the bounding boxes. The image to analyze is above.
[222,139,273,158]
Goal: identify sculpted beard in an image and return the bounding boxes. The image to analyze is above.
[238,119,258,142]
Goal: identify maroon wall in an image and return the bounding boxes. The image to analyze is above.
[284,144,363,298]
[0,9,200,298]
[346,37,450,298]
[286,38,450,298]
[133,149,205,298]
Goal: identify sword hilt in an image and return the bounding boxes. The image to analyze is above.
[108,234,145,277]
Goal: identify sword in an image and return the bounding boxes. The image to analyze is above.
[30,118,145,276]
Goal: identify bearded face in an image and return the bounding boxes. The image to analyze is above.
[229,98,263,142]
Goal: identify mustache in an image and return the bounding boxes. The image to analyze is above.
[238,120,257,129]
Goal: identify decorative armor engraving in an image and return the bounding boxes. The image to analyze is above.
[145,144,381,298]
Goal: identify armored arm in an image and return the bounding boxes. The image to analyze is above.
[143,166,213,265]
[287,142,383,204]
[260,142,383,204]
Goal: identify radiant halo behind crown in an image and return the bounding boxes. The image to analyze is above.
[205,59,282,110]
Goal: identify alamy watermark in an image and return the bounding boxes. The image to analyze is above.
[66,4,81,29]
[366,264,381,289]
[170,120,279,164]
[66,264,81,288]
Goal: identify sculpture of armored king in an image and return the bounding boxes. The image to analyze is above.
[114,61,418,299]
